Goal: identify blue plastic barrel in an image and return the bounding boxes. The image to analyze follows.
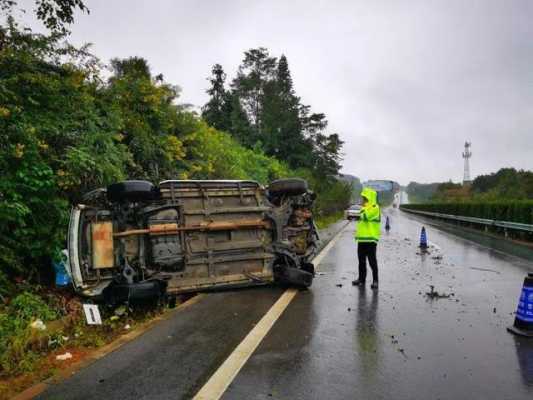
[53,250,71,287]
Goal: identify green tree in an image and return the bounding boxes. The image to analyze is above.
[260,54,309,167]
[107,56,186,181]
[0,0,88,35]
[201,63,232,132]
[0,20,128,288]
[231,47,277,142]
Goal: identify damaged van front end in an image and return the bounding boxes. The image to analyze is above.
[67,179,318,304]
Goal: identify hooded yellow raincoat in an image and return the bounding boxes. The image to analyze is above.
[354,187,381,243]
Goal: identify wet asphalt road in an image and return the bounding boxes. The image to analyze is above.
[38,210,533,400]
[223,209,533,400]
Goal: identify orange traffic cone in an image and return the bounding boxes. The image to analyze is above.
[508,273,533,337]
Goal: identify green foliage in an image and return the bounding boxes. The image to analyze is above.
[1,0,88,35]
[180,120,291,183]
[0,21,129,285]
[400,201,533,224]
[201,63,232,132]
[0,291,58,375]
[203,48,351,217]
[0,11,351,292]
[315,211,345,230]
[204,48,345,175]
[408,168,533,205]
[472,168,533,200]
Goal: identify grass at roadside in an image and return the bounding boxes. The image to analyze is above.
[0,286,170,400]
[315,211,345,229]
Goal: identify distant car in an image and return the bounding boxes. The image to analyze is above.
[345,204,362,220]
[67,179,319,304]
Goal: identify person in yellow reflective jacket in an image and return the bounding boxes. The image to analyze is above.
[352,187,381,289]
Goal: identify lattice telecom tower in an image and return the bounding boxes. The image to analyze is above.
[462,141,472,184]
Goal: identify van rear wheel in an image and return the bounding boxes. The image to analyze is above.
[107,180,159,202]
[268,178,308,196]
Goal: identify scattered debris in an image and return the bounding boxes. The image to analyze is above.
[398,348,408,358]
[124,324,131,330]
[425,285,451,299]
[56,352,73,361]
[30,319,46,331]
[431,255,443,260]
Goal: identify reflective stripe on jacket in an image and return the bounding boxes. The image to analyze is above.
[355,187,381,243]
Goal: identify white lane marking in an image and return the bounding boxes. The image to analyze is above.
[192,223,349,400]
[193,288,298,400]
[314,223,349,271]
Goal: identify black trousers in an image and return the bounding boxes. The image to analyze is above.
[357,242,378,282]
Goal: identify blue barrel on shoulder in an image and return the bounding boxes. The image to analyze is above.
[53,249,71,287]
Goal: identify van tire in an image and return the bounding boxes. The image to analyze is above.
[269,178,308,196]
[107,180,159,202]
[275,266,314,288]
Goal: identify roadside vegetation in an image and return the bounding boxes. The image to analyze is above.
[406,168,533,204]
[0,1,351,292]
[0,0,352,389]
[401,201,533,225]
[403,168,533,240]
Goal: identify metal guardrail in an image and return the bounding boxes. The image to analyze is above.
[400,207,533,233]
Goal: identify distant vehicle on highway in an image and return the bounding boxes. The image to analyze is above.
[67,179,318,303]
[345,204,362,220]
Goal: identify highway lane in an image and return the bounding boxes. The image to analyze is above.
[37,287,285,400]
[222,208,533,400]
[36,210,533,400]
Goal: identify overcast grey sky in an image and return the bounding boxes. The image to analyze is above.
[26,0,533,184]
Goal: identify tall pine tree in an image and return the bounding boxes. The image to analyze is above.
[202,48,345,178]
[231,48,277,143]
[202,64,232,132]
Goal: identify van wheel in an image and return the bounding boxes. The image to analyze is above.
[268,178,308,196]
[107,180,159,202]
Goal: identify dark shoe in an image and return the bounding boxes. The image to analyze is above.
[371,281,379,289]
[352,279,365,286]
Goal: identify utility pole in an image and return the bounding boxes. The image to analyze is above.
[462,141,472,185]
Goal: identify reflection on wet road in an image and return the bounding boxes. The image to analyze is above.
[223,208,533,400]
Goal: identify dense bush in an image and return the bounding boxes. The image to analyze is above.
[0,291,59,375]
[400,201,533,224]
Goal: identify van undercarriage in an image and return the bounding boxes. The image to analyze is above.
[67,179,318,303]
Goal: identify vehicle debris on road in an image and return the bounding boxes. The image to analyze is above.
[425,285,453,299]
